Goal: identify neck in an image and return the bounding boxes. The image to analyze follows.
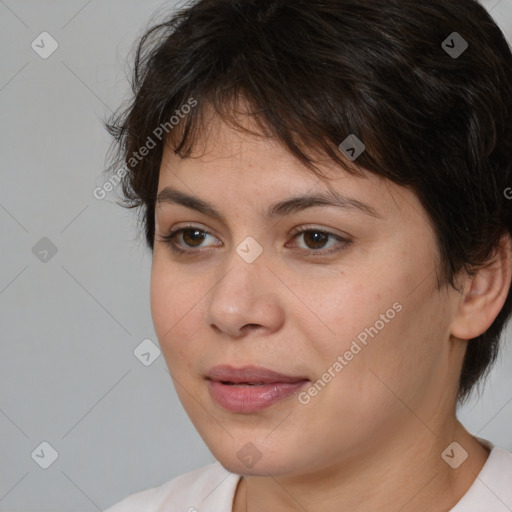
[232,419,490,512]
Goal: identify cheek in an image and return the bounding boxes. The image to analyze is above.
[149,261,204,369]
[295,270,396,360]
[304,257,447,393]
[295,306,443,457]
[316,279,449,424]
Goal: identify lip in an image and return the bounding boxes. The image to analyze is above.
[206,364,309,384]
[206,365,309,413]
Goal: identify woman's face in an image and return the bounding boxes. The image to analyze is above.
[150,116,462,477]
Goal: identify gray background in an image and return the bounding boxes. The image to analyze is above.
[1,0,511,510]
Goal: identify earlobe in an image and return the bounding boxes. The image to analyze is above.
[450,233,512,341]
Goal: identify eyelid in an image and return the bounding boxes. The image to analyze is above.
[167,223,219,238]
[289,224,349,240]
[286,225,351,254]
[155,224,222,257]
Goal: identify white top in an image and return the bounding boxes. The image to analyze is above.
[104,440,512,512]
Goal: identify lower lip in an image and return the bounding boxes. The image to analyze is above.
[207,379,309,413]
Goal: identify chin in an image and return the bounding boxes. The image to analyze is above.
[217,457,288,477]
[211,442,303,477]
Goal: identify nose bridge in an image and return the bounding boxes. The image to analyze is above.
[203,242,283,336]
[209,244,266,313]
[215,230,268,295]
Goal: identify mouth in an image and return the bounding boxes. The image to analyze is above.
[220,381,269,386]
[206,364,309,384]
[205,365,310,413]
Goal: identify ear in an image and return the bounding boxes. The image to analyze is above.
[450,233,512,341]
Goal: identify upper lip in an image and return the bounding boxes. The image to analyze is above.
[206,365,309,384]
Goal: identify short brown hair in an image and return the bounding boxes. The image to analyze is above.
[104,0,512,402]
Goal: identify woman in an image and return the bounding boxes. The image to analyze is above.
[104,0,512,510]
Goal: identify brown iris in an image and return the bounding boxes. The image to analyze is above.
[302,231,329,250]
[182,228,207,247]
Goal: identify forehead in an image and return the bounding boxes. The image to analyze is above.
[156,114,427,229]
[162,112,358,182]
[160,100,358,178]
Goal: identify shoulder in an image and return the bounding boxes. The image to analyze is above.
[104,461,241,512]
[451,442,512,511]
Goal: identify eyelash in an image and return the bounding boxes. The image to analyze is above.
[156,224,351,256]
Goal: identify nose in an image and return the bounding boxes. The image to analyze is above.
[203,251,285,339]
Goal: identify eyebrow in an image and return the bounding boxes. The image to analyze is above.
[155,186,381,223]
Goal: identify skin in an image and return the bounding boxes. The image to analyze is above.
[150,110,512,512]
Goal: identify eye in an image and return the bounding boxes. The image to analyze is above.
[156,224,351,256]
[287,227,350,255]
[156,225,221,254]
